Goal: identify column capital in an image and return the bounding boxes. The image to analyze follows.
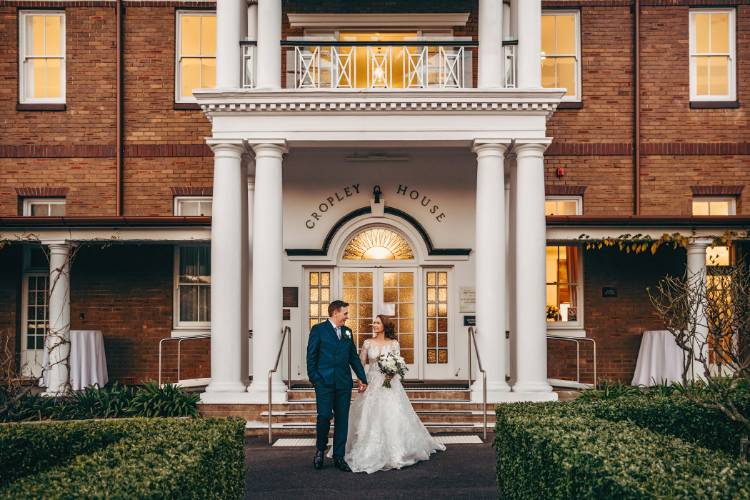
[41,241,73,252]
[207,139,247,157]
[513,139,552,158]
[250,141,288,158]
[472,139,511,157]
[687,237,713,251]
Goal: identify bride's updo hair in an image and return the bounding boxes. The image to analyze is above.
[376,314,398,340]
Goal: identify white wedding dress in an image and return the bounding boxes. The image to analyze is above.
[336,339,445,474]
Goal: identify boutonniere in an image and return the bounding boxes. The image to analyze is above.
[344,330,352,340]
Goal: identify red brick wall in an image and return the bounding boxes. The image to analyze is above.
[548,245,686,383]
[70,244,210,384]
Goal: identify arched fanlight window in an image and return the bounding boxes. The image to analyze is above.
[343,227,414,260]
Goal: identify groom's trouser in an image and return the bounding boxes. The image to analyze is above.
[314,384,351,458]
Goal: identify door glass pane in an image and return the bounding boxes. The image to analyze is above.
[25,275,49,351]
[425,271,448,364]
[341,271,373,348]
[308,271,331,330]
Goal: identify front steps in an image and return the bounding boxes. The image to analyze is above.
[199,382,580,438]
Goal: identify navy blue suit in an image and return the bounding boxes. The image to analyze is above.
[306,320,368,458]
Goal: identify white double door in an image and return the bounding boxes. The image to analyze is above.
[338,267,452,380]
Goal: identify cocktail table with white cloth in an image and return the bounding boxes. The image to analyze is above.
[42,330,109,390]
[631,329,684,386]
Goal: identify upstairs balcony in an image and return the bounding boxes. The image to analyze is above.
[241,40,518,90]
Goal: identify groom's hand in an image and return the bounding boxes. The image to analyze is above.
[358,382,367,393]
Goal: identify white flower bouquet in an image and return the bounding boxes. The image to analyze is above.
[376,351,408,388]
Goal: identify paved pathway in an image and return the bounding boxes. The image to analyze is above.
[244,434,498,500]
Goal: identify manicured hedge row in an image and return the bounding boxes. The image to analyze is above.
[0,419,128,486]
[495,410,750,499]
[0,418,245,499]
[498,395,749,457]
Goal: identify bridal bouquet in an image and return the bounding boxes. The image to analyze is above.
[377,352,408,388]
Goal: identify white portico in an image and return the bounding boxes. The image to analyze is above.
[197,0,561,404]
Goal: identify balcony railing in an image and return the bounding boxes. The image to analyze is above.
[240,40,519,90]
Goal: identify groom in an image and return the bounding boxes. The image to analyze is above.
[306,300,368,471]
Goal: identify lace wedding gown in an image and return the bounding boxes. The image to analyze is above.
[336,339,445,474]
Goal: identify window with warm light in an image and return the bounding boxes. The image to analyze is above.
[546,245,581,324]
[689,9,736,101]
[176,11,216,102]
[692,197,735,266]
[541,11,580,101]
[343,227,414,260]
[19,11,65,104]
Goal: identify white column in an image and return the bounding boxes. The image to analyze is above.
[478,0,504,88]
[472,141,510,402]
[246,141,287,402]
[247,1,258,40]
[517,0,542,89]
[687,239,710,379]
[513,141,555,398]
[216,0,247,88]
[44,242,71,396]
[510,0,519,39]
[203,140,247,399]
[256,0,281,89]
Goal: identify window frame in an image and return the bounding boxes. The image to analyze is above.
[173,244,212,333]
[22,198,66,216]
[175,10,216,104]
[689,8,736,102]
[541,9,582,102]
[18,10,66,104]
[545,195,583,216]
[174,196,213,216]
[691,196,737,216]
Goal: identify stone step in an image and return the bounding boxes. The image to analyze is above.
[287,389,471,401]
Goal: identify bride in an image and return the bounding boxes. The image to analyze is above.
[335,314,445,473]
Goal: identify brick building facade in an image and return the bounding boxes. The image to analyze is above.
[0,0,748,400]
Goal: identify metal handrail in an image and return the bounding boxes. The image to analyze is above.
[467,327,488,441]
[157,330,252,387]
[546,335,598,388]
[268,326,292,445]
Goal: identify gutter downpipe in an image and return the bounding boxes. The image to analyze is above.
[116,0,124,215]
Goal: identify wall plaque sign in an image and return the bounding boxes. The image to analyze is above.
[602,287,618,298]
[459,287,475,313]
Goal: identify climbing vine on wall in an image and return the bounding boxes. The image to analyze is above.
[576,230,749,254]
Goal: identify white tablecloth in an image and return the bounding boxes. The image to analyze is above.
[631,330,684,386]
[42,330,109,390]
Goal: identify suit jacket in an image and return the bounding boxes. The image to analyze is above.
[306,320,368,389]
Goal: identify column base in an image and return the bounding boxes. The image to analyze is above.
[512,380,554,393]
[471,380,511,404]
[244,378,288,404]
[204,380,248,394]
[200,391,259,405]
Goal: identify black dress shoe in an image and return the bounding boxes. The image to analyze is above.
[333,457,352,472]
[313,450,325,470]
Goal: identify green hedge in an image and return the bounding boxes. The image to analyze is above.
[495,410,750,499]
[498,395,749,457]
[1,383,200,422]
[0,418,245,499]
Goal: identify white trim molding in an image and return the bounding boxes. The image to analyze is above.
[287,13,471,29]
